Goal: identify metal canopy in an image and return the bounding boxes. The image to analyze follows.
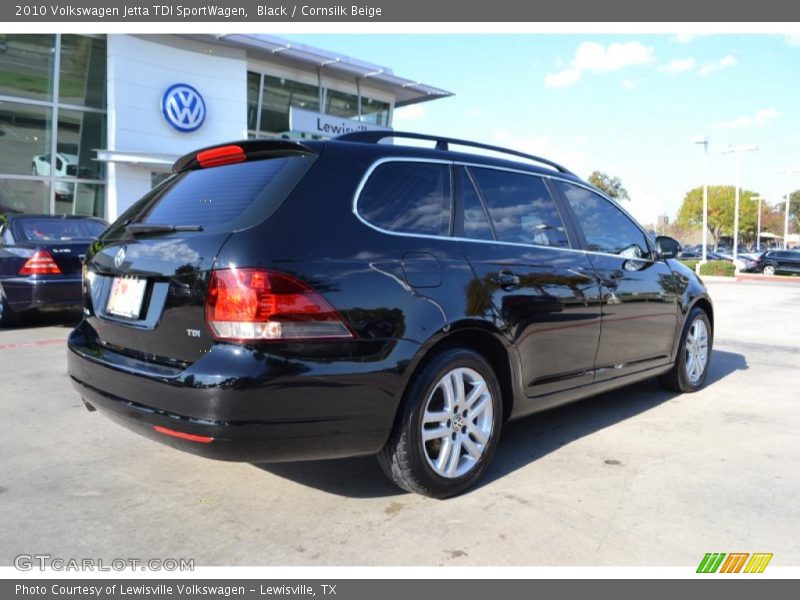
[209,34,454,107]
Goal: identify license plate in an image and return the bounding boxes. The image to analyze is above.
[106,276,147,319]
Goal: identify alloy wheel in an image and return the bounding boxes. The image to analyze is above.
[684,318,709,384]
[420,367,494,479]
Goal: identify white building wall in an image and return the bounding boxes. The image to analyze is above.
[106,35,248,219]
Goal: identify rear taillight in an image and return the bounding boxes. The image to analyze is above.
[205,268,353,341]
[19,250,61,275]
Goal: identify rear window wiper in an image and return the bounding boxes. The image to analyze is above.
[124,222,204,236]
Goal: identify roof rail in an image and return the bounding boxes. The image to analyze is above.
[335,131,575,175]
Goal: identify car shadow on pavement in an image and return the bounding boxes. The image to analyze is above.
[254,349,747,499]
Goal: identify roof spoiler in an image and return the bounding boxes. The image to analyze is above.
[335,131,574,175]
[173,139,317,173]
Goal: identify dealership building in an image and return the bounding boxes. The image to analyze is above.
[0,34,452,221]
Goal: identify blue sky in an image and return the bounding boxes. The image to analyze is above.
[293,34,800,226]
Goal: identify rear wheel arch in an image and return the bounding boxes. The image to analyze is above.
[402,325,517,423]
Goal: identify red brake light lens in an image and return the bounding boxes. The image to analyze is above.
[196,145,246,168]
[205,268,353,341]
[19,250,61,275]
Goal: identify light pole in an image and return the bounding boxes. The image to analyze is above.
[750,195,764,251]
[778,169,800,250]
[722,144,758,266]
[693,136,709,262]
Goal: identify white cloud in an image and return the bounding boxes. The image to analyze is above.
[571,41,654,72]
[785,35,800,47]
[659,57,697,74]
[544,41,654,88]
[544,68,582,88]
[671,33,701,44]
[392,104,426,124]
[697,54,737,76]
[621,79,637,90]
[712,107,780,129]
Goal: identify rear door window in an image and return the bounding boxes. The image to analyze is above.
[358,161,452,236]
[117,155,316,235]
[468,167,569,247]
[459,168,494,241]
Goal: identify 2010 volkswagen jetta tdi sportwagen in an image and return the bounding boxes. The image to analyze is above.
[67,132,713,498]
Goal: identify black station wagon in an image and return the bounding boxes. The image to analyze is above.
[67,132,713,497]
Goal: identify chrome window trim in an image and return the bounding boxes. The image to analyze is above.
[352,156,658,263]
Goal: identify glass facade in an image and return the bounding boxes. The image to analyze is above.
[0,34,106,217]
[246,69,391,137]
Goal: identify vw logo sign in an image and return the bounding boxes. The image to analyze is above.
[114,247,126,269]
[161,83,206,132]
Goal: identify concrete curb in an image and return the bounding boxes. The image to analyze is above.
[698,275,736,283]
[736,273,800,284]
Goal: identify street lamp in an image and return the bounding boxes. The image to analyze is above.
[693,136,709,262]
[778,168,800,250]
[750,194,764,252]
[722,144,758,266]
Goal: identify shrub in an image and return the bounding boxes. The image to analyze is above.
[680,259,700,271]
[698,260,735,277]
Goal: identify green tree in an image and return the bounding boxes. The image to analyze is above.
[677,185,760,248]
[588,171,630,202]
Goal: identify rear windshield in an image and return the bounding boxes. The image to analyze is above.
[113,155,316,235]
[14,218,107,242]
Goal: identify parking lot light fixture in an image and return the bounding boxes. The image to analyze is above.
[693,136,709,263]
[750,195,765,252]
[722,144,758,266]
[778,169,800,250]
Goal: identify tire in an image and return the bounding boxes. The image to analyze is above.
[658,307,713,393]
[762,264,776,276]
[378,348,503,499]
[0,290,18,328]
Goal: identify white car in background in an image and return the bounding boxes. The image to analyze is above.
[31,153,78,198]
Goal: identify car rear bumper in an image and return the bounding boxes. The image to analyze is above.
[2,276,82,312]
[67,324,414,463]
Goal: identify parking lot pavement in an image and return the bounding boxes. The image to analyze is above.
[1,280,799,567]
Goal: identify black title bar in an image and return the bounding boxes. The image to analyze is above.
[4,0,800,22]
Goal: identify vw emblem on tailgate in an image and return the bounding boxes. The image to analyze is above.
[114,247,126,269]
[161,83,206,132]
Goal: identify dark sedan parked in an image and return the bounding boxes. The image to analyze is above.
[0,214,108,326]
[67,133,714,497]
[754,250,800,276]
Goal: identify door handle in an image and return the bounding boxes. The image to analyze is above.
[491,270,520,289]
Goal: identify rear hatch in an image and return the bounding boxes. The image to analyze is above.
[83,141,318,366]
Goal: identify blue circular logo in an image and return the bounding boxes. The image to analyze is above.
[161,83,206,132]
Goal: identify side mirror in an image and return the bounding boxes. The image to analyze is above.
[655,236,681,259]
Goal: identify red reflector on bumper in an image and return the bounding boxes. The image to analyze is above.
[153,425,214,443]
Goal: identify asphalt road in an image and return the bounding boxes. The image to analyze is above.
[1,279,799,567]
